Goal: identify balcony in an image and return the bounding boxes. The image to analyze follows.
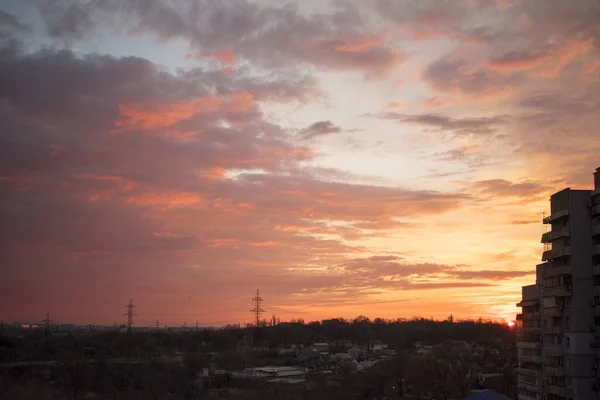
[595,286,600,297]
[520,354,542,363]
[593,204,600,217]
[518,340,542,349]
[544,346,564,357]
[543,285,572,298]
[546,384,566,397]
[593,221,600,236]
[541,226,570,243]
[541,246,571,261]
[544,307,561,317]
[594,244,600,255]
[594,265,600,276]
[544,365,565,377]
[517,394,539,400]
[544,325,563,334]
[595,306,600,317]
[542,264,572,278]
[517,311,540,321]
[543,210,569,224]
[519,367,542,379]
[517,380,541,392]
[517,328,541,340]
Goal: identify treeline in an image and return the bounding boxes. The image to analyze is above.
[1,317,514,362]
[248,316,514,349]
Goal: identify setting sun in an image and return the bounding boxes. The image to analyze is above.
[506,319,515,328]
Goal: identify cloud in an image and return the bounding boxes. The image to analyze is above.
[472,179,549,198]
[377,112,507,137]
[424,57,517,98]
[449,270,531,280]
[0,10,29,32]
[0,36,467,324]
[511,219,539,225]
[34,0,405,74]
[297,121,342,140]
[486,38,593,77]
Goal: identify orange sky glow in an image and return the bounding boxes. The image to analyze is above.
[0,0,599,327]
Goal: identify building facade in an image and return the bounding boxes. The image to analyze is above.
[517,167,600,400]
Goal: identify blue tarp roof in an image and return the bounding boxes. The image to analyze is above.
[463,389,512,400]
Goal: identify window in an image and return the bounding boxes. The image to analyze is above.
[543,297,557,308]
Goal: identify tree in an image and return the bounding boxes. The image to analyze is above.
[58,341,88,400]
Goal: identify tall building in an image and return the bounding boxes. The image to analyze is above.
[517,167,600,400]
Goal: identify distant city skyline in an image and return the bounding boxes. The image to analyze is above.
[1,0,599,326]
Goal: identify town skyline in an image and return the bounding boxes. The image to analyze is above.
[1,0,600,327]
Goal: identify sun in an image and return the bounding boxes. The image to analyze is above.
[506,319,515,327]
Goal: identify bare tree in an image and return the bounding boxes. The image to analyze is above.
[58,341,88,400]
[0,366,12,398]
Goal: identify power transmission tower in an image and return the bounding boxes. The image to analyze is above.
[55,321,59,336]
[156,320,160,332]
[123,299,136,334]
[249,289,265,327]
[195,320,198,332]
[41,312,54,337]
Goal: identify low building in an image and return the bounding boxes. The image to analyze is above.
[348,346,365,360]
[313,342,329,353]
[369,340,388,352]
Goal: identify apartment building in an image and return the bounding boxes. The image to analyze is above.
[517,167,600,400]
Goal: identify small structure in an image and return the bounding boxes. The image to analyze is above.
[369,340,388,352]
[463,389,512,400]
[313,342,330,353]
[348,346,365,360]
[300,347,321,361]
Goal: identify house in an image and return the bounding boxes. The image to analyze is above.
[300,347,321,361]
[231,366,308,380]
[348,346,365,360]
[369,340,388,352]
[463,389,512,400]
[313,342,329,353]
[332,353,353,361]
[415,345,433,356]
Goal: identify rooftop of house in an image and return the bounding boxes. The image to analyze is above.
[463,389,512,400]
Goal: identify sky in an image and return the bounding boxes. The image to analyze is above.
[0,0,599,327]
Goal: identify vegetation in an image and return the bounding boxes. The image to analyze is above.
[0,317,516,399]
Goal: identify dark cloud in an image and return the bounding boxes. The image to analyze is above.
[449,269,531,280]
[511,219,539,225]
[0,10,29,32]
[297,120,342,140]
[33,0,404,74]
[377,112,507,137]
[424,57,518,98]
[473,179,549,198]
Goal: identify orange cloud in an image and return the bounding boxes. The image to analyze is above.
[123,192,205,210]
[486,38,594,78]
[113,92,256,136]
[386,101,404,109]
[204,167,227,180]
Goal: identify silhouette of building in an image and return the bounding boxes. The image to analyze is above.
[516,167,600,400]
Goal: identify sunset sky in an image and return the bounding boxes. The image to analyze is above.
[1,0,599,327]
